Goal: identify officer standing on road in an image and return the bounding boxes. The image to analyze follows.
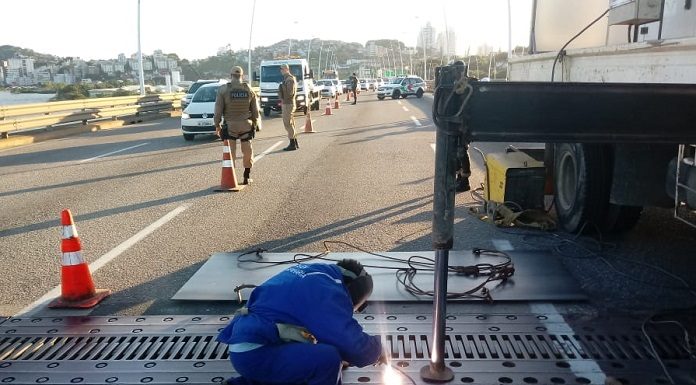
[279,63,299,151]
[349,72,359,105]
[217,259,387,385]
[214,66,259,185]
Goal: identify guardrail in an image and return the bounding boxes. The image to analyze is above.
[0,93,185,138]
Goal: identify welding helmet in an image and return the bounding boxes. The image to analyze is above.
[337,259,373,312]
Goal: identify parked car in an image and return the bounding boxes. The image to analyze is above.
[180,79,222,109]
[359,79,369,91]
[341,80,351,93]
[377,76,427,100]
[330,79,343,95]
[317,80,337,98]
[180,83,222,141]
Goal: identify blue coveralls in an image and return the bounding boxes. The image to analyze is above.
[217,263,382,385]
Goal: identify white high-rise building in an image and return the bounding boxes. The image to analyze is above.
[417,22,436,50]
[437,31,457,57]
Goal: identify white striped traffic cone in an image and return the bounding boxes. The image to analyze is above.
[49,209,111,308]
[214,139,243,192]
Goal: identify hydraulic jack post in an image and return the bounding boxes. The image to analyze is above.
[420,62,467,383]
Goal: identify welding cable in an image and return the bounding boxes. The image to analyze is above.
[641,315,676,385]
[235,241,515,301]
[551,8,611,82]
[389,363,417,385]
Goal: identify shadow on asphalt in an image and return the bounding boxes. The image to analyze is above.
[0,188,213,239]
[0,160,217,199]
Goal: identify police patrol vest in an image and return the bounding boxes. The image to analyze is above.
[224,82,252,118]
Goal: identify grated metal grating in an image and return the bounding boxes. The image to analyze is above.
[1,314,694,384]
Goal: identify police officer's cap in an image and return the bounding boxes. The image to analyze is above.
[336,259,373,312]
[231,66,244,76]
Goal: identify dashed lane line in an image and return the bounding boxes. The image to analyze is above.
[402,106,410,112]
[410,116,422,126]
[79,142,149,163]
[253,140,284,162]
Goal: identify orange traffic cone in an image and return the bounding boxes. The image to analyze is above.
[214,140,243,192]
[324,101,332,116]
[304,110,316,133]
[345,91,351,102]
[49,209,111,309]
[334,97,340,109]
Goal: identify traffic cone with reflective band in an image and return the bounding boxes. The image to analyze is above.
[304,110,316,133]
[345,91,350,102]
[214,140,243,192]
[334,96,340,109]
[49,209,111,309]
[324,101,332,116]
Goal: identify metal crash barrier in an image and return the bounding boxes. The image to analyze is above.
[0,93,185,139]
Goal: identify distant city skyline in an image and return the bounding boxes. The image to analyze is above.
[3,0,532,60]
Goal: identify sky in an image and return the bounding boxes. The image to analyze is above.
[2,0,533,60]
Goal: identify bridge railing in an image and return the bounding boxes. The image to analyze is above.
[0,93,185,138]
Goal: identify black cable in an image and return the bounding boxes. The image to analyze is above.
[551,8,611,82]
[235,241,515,301]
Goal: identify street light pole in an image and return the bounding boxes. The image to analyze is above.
[247,0,256,83]
[137,0,145,96]
[317,41,323,76]
[507,0,513,80]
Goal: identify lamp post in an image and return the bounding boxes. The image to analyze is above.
[317,41,323,76]
[507,0,512,80]
[247,0,256,83]
[137,0,145,95]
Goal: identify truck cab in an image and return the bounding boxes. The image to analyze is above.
[255,59,320,117]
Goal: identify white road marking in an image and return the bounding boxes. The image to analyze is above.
[253,140,284,162]
[402,106,410,112]
[79,142,149,162]
[529,303,605,379]
[430,143,436,152]
[16,204,190,316]
[397,101,402,105]
[410,116,422,127]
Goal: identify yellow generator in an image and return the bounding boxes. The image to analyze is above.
[484,151,546,210]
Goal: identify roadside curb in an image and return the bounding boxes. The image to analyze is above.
[0,112,174,150]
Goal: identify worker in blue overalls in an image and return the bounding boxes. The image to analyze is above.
[217,259,386,385]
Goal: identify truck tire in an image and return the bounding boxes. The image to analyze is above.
[392,90,400,100]
[263,107,271,117]
[554,143,611,233]
[553,143,642,233]
[303,106,308,115]
[416,89,424,98]
[183,133,195,141]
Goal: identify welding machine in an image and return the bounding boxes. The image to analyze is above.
[483,151,546,210]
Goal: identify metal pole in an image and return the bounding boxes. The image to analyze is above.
[317,41,323,77]
[137,0,145,96]
[423,39,427,80]
[247,0,256,83]
[420,63,463,384]
[307,38,312,70]
[398,43,404,75]
[507,0,513,80]
[288,39,291,56]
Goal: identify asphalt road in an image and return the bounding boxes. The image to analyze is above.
[1,91,695,322]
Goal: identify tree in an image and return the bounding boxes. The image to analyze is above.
[52,84,90,101]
